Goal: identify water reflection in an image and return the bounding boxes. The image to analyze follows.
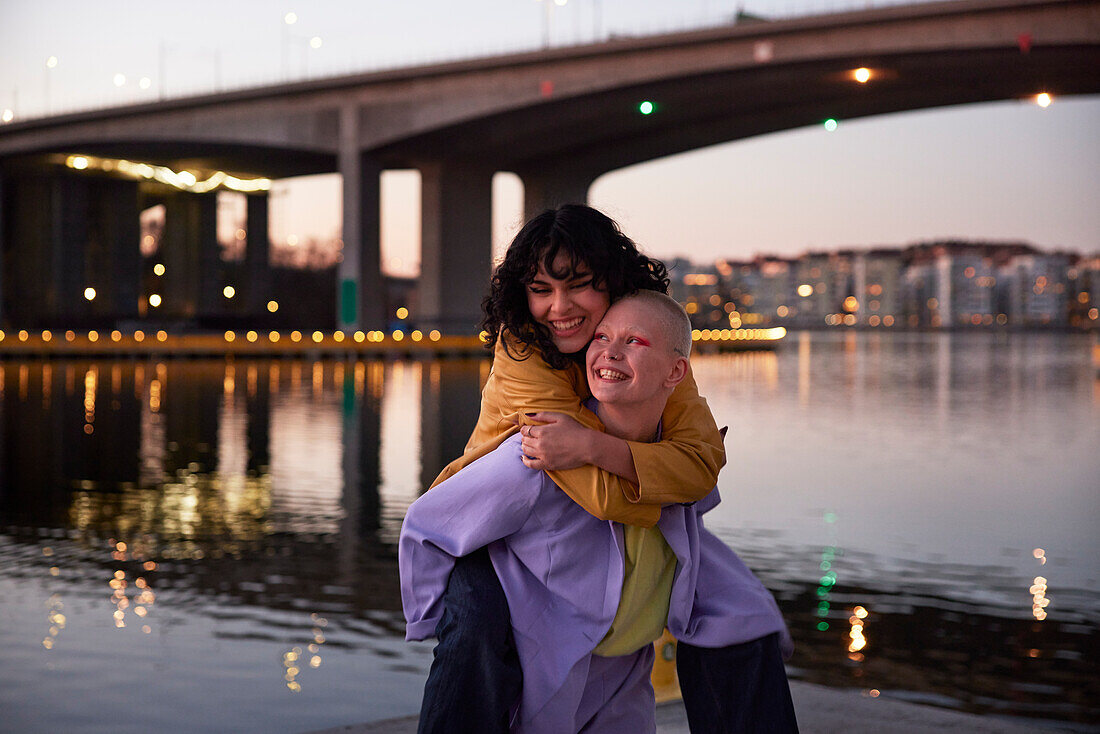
[0,333,1098,732]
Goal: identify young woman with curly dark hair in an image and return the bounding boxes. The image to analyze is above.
[414,204,728,734]
[481,203,670,370]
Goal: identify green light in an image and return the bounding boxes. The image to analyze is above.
[638,100,655,115]
[815,608,829,617]
[823,119,838,132]
[820,561,832,571]
[824,512,837,523]
[817,622,830,631]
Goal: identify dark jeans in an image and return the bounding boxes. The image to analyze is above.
[418,549,798,734]
[417,548,521,734]
[677,632,800,734]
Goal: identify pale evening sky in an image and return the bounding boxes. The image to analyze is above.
[2,0,1097,275]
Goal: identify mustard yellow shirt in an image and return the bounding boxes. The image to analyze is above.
[431,336,726,528]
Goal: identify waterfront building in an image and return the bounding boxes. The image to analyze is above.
[902,241,1036,328]
[667,240,1084,333]
[1000,252,1073,327]
[668,257,724,329]
[1068,255,1100,329]
[791,252,832,327]
[937,244,996,327]
[853,248,905,327]
[751,256,795,326]
[900,248,939,328]
[715,259,760,327]
[830,250,857,325]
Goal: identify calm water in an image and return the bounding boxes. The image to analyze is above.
[1,332,1097,733]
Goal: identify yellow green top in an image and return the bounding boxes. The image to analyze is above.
[592,524,676,657]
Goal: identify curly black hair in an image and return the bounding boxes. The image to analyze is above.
[481,204,670,369]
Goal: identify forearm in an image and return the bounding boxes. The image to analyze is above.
[585,430,639,485]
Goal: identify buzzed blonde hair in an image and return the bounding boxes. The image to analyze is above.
[619,290,692,358]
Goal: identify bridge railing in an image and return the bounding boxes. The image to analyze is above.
[1,0,964,125]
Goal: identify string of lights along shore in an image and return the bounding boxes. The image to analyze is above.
[0,0,1097,342]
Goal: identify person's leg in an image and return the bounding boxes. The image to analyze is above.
[676,632,799,734]
[575,646,657,733]
[417,547,521,734]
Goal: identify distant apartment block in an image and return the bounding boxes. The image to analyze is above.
[671,240,1097,330]
[853,249,904,327]
[1000,253,1073,327]
[1068,255,1100,328]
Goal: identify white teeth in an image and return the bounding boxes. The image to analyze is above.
[597,368,628,381]
[551,317,583,331]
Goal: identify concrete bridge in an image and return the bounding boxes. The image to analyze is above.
[1,0,1097,333]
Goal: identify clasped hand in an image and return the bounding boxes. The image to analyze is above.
[517,412,593,471]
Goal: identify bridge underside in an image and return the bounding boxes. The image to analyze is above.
[375,45,1100,176]
[5,143,336,180]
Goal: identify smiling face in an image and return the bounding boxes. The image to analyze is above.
[526,252,611,355]
[586,296,688,410]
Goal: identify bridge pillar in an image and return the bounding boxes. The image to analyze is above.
[198,194,222,319]
[339,107,385,331]
[4,177,48,326]
[157,192,221,322]
[102,179,141,322]
[245,193,271,315]
[161,192,208,321]
[419,161,493,335]
[0,172,6,327]
[161,193,195,320]
[519,168,595,221]
[51,175,90,326]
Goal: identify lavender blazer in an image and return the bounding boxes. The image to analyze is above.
[400,434,791,731]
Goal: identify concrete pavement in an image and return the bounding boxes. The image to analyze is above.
[306,680,1047,734]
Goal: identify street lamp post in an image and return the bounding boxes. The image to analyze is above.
[45,56,58,114]
[281,12,321,80]
[537,0,568,48]
[282,11,298,80]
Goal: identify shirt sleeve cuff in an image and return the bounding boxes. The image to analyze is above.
[405,616,441,641]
